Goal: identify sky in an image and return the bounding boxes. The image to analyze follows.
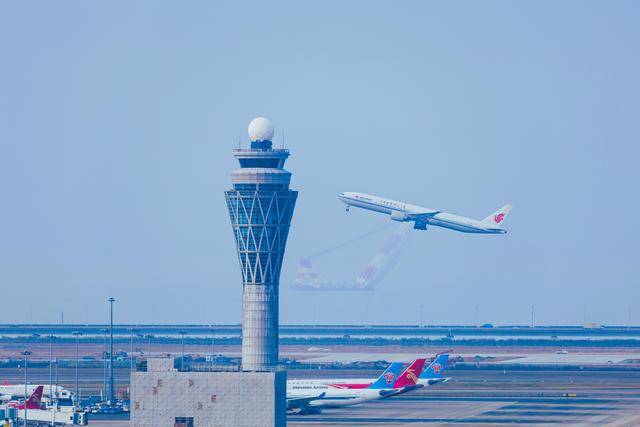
[1,1,639,326]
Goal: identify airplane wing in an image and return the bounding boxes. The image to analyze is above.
[407,210,439,220]
[379,384,424,398]
[286,392,326,410]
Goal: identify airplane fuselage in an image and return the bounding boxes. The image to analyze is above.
[0,384,71,400]
[338,192,508,234]
[287,380,404,408]
[288,377,442,390]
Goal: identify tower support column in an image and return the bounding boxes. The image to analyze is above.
[242,285,279,370]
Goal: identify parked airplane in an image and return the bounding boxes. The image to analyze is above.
[287,359,426,414]
[418,353,450,386]
[8,385,44,410]
[0,383,72,401]
[338,192,512,234]
[323,362,404,389]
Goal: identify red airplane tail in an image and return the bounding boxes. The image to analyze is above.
[393,359,426,388]
[23,386,44,409]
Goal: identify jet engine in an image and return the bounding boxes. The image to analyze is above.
[390,211,408,222]
[413,221,427,230]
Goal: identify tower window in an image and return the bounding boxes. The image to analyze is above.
[239,158,281,168]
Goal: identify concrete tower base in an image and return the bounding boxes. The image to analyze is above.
[131,358,286,427]
[242,285,279,371]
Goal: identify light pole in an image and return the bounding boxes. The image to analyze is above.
[52,356,57,427]
[108,297,115,405]
[54,357,58,400]
[72,331,82,406]
[179,330,186,371]
[210,327,216,368]
[101,328,108,401]
[48,335,55,407]
[136,333,144,354]
[53,355,59,423]
[129,328,136,373]
[22,350,32,427]
[145,334,154,356]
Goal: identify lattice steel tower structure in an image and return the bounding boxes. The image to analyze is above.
[225,117,297,371]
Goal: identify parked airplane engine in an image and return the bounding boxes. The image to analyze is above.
[390,211,408,221]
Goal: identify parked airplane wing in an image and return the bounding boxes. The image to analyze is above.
[379,384,424,397]
[286,392,326,410]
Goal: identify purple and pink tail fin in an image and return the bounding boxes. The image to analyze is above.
[25,386,43,409]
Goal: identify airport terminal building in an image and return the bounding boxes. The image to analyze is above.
[131,358,285,427]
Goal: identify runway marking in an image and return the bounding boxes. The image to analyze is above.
[483,410,601,417]
[500,405,615,410]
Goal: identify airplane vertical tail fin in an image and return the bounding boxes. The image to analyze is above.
[420,353,449,380]
[367,362,403,389]
[393,358,426,388]
[481,204,512,227]
[25,386,43,409]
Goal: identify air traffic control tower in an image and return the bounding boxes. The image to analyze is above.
[225,117,297,371]
[130,117,289,427]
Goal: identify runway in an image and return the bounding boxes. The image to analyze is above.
[88,396,640,427]
[284,368,640,426]
[287,391,640,426]
[81,369,640,426]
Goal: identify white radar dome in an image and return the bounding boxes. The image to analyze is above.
[248,117,274,142]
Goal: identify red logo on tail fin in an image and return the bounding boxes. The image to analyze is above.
[383,372,396,384]
[494,213,505,223]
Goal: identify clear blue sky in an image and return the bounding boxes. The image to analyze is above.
[1,1,638,325]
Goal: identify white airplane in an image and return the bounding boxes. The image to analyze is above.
[287,359,426,414]
[0,384,72,402]
[338,192,512,234]
[301,353,450,389]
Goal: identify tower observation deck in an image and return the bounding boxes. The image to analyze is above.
[225,117,297,371]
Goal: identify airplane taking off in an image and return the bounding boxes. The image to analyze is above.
[338,192,512,234]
